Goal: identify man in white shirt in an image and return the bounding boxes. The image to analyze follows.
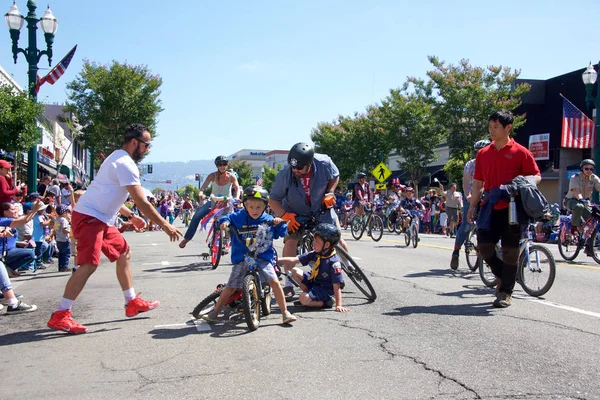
[47,123,182,334]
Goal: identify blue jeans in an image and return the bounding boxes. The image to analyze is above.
[454,201,471,248]
[34,241,53,265]
[0,261,12,292]
[4,247,35,272]
[184,201,213,241]
[57,240,71,269]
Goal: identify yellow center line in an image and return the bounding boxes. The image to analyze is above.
[342,233,600,270]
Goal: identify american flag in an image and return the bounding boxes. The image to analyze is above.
[561,96,596,149]
[256,177,263,186]
[34,45,77,94]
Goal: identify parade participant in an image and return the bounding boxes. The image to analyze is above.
[202,186,296,324]
[179,156,240,249]
[440,182,463,237]
[269,142,346,298]
[450,139,490,270]
[353,173,372,217]
[467,111,540,308]
[279,223,348,312]
[47,123,182,334]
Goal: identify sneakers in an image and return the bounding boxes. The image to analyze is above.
[322,297,334,309]
[201,310,219,322]
[47,310,88,334]
[125,293,160,317]
[282,310,297,324]
[58,267,69,273]
[0,292,23,304]
[450,250,459,270]
[6,299,37,314]
[283,286,295,301]
[493,292,512,308]
[178,239,189,249]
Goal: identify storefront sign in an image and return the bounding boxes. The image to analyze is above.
[528,133,550,160]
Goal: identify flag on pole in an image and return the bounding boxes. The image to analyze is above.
[256,177,263,186]
[561,95,596,149]
[34,45,77,94]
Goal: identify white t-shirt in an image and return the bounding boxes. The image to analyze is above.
[61,188,71,206]
[74,149,140,225]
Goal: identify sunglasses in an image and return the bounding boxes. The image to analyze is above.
[136,137,151,148]
[584,167,594,171]
[292,164,307,170]
[216,162,228,167]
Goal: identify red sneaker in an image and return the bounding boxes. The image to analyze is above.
[47,310,88,334]
[125,293,159,317]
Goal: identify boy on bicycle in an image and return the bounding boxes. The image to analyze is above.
[279,223,349,313]
[201,186,297,325]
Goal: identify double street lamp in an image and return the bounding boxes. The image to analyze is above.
[582,63,600,202]
[4,0,58,191]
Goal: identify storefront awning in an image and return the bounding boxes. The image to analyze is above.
[59,165,72,179]
[38,163,57,176]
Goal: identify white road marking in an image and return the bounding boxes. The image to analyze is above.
[352,257,362,260]
[515,294,600,319]
[153,320,212,332]
[161,261,170,266]
[139,243,159,247]
[142,261,171,266]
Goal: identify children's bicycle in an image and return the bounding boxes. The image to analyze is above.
[296,210,377,301]
[402,210,422,248]
[350,203,383,242]
[192,223,278,331]
[199,200,233,269]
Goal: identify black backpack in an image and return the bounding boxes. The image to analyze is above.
[346,182,357,197]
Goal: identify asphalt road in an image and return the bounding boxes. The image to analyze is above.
[1,220,599,400]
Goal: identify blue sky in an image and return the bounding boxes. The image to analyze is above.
[1,0,599,163]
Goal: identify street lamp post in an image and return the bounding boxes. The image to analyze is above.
[4,0,58,191]
[582,62,600,203]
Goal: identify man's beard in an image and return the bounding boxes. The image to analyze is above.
[132,145,146,162]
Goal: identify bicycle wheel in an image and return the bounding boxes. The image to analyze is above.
[518,244,556,297]
[557,225,581,261]
[464,228,479,272]
[261,285,272,316]
[411,225,419,248]
[192,289,223,319]
[335,245,377,301]
[386,214,395,232]
[479,259,497,288]
[589,230,600,265]
[370,215,384,242]
[351,215,364,240]
[404,229,411,246]
[394,218,403,234]
[242,274,260,331]
[210,229,222,269]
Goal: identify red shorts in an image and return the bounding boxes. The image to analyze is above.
[71,211,130,266]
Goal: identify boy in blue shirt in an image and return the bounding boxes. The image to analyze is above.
[32,202,52,268]
[201,186,297,325]
[279,223,349,312]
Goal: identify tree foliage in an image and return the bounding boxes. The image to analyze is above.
[175,184,200,201]
[64,60,163,167]
[0,84,44,153]
[261,164,282,192]
[411,56,530,158]
[380,81,445,193]
[229,160,254,188]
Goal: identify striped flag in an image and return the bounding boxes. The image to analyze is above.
[34,45,77,94]
[561,96,596,148]
[256,177,263,186]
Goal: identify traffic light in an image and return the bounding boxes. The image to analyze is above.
[195,173,200,181]
[147,164,153,174]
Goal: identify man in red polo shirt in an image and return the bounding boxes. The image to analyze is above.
[467,110,541,308]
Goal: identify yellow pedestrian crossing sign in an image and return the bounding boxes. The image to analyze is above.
[372,162,391,183]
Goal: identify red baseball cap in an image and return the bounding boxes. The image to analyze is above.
[0,160,13,169]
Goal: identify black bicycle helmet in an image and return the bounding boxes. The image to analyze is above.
[313,223,341,247]
[474,140,491,150]
[357,172,367,179]
[214,155,229,165]
[287,142,314,169]
[580,159,595,169]
[242,185,269,204]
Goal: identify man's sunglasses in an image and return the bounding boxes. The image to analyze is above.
[216,162,228,167]
[291,164,307,170]
[136,137,151,148]
[584,167,594,171]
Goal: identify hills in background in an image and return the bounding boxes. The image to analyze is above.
[139,159,216,192]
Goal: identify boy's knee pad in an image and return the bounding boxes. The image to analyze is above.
[501,246,519,266]
[478,242,497,261]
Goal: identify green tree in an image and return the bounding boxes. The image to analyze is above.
[410,56,530,159]
[64,60,163,168]
[229,160,254,188]
[0,84,44,153]
[151,187,163,195]
[261,164,282,192]
[380,81,445,194]
[175,184,200,201]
